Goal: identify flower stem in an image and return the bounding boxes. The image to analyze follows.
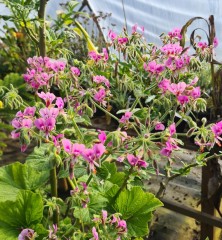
[50,167,59,225]
[92,100,119,122]
[65,87,84,141]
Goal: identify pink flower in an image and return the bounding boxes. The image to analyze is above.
[82,144,105,172]
[93,88,106,103]
[127,154,148,168]
[21,119,33,128]
[92,227,99,240]
[118,37,128,45]
[117,219,127,234]
[197,41,208,50]
[155,122,165,131]
[56,97,64,109]
[191,87,201,99]
[168,82,187,96]
[144,61,165,75]
[108,30,117,41]
[132,23,138,34]
[51,60,66,72]
[212,121,222,140]
[62,138,72,153]
[34,117,56,134]
[37,92,56,107]
[71,66,81,76]
[52,134,64,147]
[39,108,59,119]
[72,143,86,157]
[98,130,107,144]
[213,37,219,48]
[160,141,174,157]
[93,143,106,158]
[103,48,109,61]
[158,78,171,93]
[11,130,20,139]
[23,107,36,116]
[102,210,108,224]
[18,228,35,240]
[89,51,102,62]
[175,58,184,69]
[169,123,176,136]
[177,95,189,105]
[189,77,198,86]
[119,112,132,124]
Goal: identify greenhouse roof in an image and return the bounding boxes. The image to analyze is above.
[88,0,222,60]
[0,0,222,59]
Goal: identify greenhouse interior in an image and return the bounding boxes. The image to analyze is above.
[1,0,222,240]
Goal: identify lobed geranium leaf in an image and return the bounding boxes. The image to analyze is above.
[113,186,163,237]
[26,143,57,171]
[0,162,49,201]
[0,190,43,239]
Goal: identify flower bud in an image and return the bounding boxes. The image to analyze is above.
[201,117,207,126]
[186,127,196,137]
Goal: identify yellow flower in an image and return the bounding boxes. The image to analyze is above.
[0,101,3,109]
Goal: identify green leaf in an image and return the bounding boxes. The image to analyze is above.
[145,95,156,104]
[113,187,163,237]
[97,162,125,187]
[196,152,209,165]
[134,108,148,119]
[88,193,108,214]
[0,162,49,201]
[74,207,91,224]
[26,143,57,171]
[0,190,43,239]
[97,162,117,180]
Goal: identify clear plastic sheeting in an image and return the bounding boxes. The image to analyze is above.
[89,0,222,59]
[0,0,222,58]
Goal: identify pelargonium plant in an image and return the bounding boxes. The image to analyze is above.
[1,24,222,240]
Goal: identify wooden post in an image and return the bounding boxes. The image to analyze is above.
[201,161,215,240]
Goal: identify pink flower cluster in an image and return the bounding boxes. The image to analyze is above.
[23,56,66,89]
[160,123,179,157]
[161,43,183,57]
[211,121,222,146]
[89,48,109,62]
[11,92,64,151]
[34,92,64,137]
[168,28,182,40]
[132,23,144,34]
[11,106,36,152]
[197,41,208,51]
[108,30,129,47]
[62,140,106,173]
[158,78,201,105]
[144,60,165,76]
[160,43,190,71]
[93,88,107,105]
[93,75,110,88]
[92,211,127,239]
